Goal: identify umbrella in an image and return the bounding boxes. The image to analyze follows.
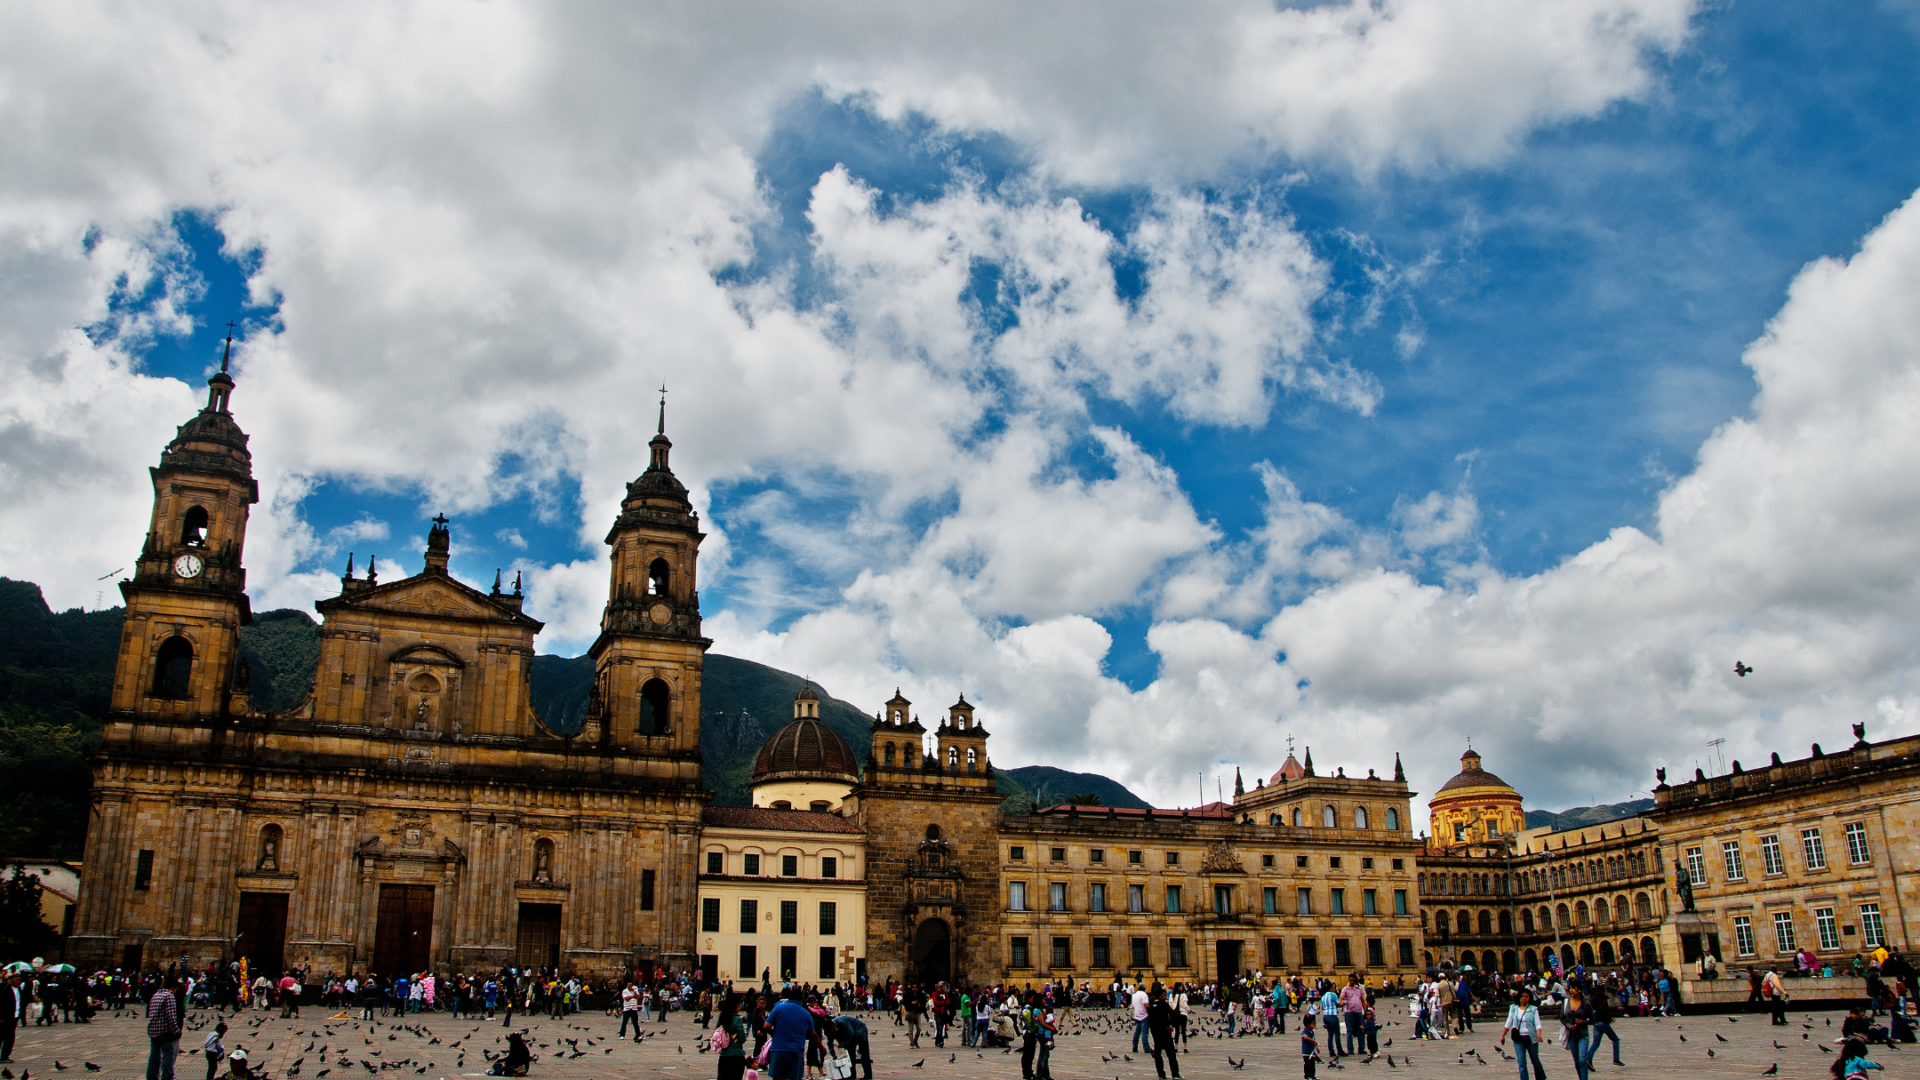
[3,962,33,974]
[41,963,75,973]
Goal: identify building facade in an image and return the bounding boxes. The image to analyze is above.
[1646,725,1920,970]
[69,371,709,978]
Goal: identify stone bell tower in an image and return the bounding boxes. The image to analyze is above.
[584,392,708,784]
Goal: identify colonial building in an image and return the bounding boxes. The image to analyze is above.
[1419,750,1668,975]
[1646,724,1919,970]
[696,687,867,986]
[69,368,709,978]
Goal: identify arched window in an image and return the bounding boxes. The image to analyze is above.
[257,824,282,872]
[1478,910,1493,935]
[1269,813,1281,826]
[1323,805,1337,828]
[152,636,193,699]
[1634,892,1653,920]
[1556,903,1571,929]
[638,678,671,735]
[1640,936,1659,964]
[1523,948,1538,973]
[1561,944,1576,970]
[946,746,958,769]
[1417,874,1427,895]
[1291,807,1303,827]
[1594,897,1610,923]
[647,558,671,596]
[1616,894,1630,922]
[1431,909,1446,938]
[1575,900,1590,925]
[1502,949,1518,975]
[1499,910,1513,935]
[1538,905,1552,930]
[1579,943,1595,967]
[884,742,896,766]
[966,747,977,772]
[1599,940,1616,965]
[1521,908,1534,933]
[180,505,209,546]
[1385,807,1400,830]
[1456,910,1471,935]
[1619,938,1636,964]
[925,824,941,841]
[1459,950,1477,970]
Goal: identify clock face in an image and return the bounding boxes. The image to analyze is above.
[173,553,205,579]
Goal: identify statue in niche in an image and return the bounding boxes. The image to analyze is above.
[415,698,431,729]
[257,825,282,872]
[533,839,554,884]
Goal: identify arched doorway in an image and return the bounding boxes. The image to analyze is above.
[911,918,951,986]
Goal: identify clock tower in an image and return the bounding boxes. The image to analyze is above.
[111,336,258,719]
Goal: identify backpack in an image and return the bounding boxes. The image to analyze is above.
[710,1028,730,1053]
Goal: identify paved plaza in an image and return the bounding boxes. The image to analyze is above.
[0,999,1905,1080]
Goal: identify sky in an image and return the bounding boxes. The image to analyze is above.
[6,0,1920,819]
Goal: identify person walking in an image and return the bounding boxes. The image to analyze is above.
[1584,981,1623,1068]
[1300,1016,1319,1080]
[202,1022,228,1080]
[146,977,183,1080]
[0,971,24,1063]
[1338,976,1366,1057]
[1146,988,1181,1080]
[1499,988,1546,1080]
[1764,967,1789,1025]
[1562,986,1593,1080]
[1129,983,1150,1053]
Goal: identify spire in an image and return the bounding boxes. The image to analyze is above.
[647,384,674,473]
[1303,746,1315,776]
[492,568,503,595]
[424,514,451,574]
[1394,752,1406,783]
[658,384,667,435]
[204,321,238,413]
[1233,767,1244,797]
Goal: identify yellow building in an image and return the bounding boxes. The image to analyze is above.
[1428,749,1527,846]
[697,689,867,986]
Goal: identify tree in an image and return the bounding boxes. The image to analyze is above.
[0,862,58,959]
[1064,793,1103,806]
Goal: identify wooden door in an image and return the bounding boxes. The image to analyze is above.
[373,885,435,975]
[235,892,289,975]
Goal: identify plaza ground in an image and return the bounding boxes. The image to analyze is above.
[1,997,1906,1080]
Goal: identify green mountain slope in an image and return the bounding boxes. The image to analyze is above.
[1001,765,1152,809]
[0,579,121,859]
[1524,798,1654,831]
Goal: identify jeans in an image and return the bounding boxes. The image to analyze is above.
[1149,1030,1181,1079]
[1344,1013,1363,1055]
[1132,1019,1150,1052]
[147,1037,180,1080]
[1568,1031,1591,1080]
[1585,1020,1620,1065]
[1512,1034,1545,1080]
[620,1011,641,1038]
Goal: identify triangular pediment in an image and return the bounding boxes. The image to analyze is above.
[319,572,540,628]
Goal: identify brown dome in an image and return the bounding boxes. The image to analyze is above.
[1436,749,1516,794]
[752,716,859,783]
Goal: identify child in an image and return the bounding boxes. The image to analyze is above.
[1832,1036,1883,1079]
[1301,1017,1318,1079]
[204,1022,228,1080]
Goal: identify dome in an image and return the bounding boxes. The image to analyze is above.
[752,715,859,784]
[1435,749,1517,794]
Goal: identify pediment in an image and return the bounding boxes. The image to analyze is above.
[323,572,536,627]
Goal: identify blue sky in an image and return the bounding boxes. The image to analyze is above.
[10,0,1920,809]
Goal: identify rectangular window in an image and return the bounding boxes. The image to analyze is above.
[739,899,758,933]
[1169,938,1187,967]
[1398,939,1415,966]
[1846,822,1871,865]
[744,853,761,876]
[1267,938,1284,966]
[1091,849,1105,864]
[1052,937,1071,968]
[779,900,798,934]
[1129,850,1142,864]
[1129,884,1145,912]
[1301,937,1320,967]
[1297,888,1313,915]
[135,849,154,891]
[1773,910,1797,953]
[1861,903,1886,948]
[1363,889,1378,916]
[1009,881,1027,911]
[1722,841,1744,881]
[1761,835,1784,876]
[1393,889,1408,916]
[738,945,756,980]
[782,855,798,877]
[1330,888,1346,915]
[1092,937,1111,968]
[1685,846,1706,886]
[1815,907,1840,951]
[1362,857,1375,870]
[1165,886,1182,913]
[1131,937,1149,968]
[819,901,837,936]
[1010,846,1025,861]
[1011,937,1030,967]
[820,946,837,980]
[641,869,656,911]
[1214,885,1232,915]
[1732,915,1755,957]
[1329,857,1342,870]
[1262,854,1275,868]
[1296,855,1309,868]
[1392,858,1404,871]
[1263,887,1278,914]
[1166,851,1180,866]
[1091,883,1107,912]
[822,856,838,879]
[701,897,722,932]
[1050,882,1068,912]
[1334,939,1352,967]
[1367,939,1384,967]
[1802,828,1827,870]
[707,851,724,875]
[1051,847,1067,862]
[780,945,797,981]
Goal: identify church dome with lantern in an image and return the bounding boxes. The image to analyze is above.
[750,685,860,813]
[1427,748,1527,848]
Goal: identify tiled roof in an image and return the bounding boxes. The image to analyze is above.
[1032,802,1232,820]
[701,806,863,834]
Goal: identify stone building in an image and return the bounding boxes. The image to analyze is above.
[1419,750,1667,975]
[1646,724,1919,971]
[995,752,1423,985]
[68,370,709,978]
[696,688,868,986]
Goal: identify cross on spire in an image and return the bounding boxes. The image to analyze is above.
[657,384,668,434]
[221,321,236,372]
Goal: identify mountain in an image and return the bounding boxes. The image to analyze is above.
[1525,798,1654,832]
[1001,765,1152,810]
[236,609,322,712]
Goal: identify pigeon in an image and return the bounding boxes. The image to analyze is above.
[53,1064,67,1073]
[912,1061,925,1068]
[1717,1034,1729,1043]
[1709,1049,1716,1058]
[1679,1035,1687,1043]
[1820,1046,1834,1054]
[949,1054,956,1063]
[1229,1057,1245,1070]
[1774,1041,1785,1050]
[83,1068,100,1075]
[1762,1067,1777,1075]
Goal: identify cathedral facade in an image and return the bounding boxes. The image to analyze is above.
[68,363,710,979]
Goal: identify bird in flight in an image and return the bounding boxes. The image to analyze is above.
[1735,661,1753,677]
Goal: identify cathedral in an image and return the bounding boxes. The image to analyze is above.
[69,355,710,978]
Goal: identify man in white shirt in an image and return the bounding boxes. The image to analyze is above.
[1130,985,1151,1053]
[619,982,643,1041]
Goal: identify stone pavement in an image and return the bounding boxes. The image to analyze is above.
[0,998,1907,1080]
